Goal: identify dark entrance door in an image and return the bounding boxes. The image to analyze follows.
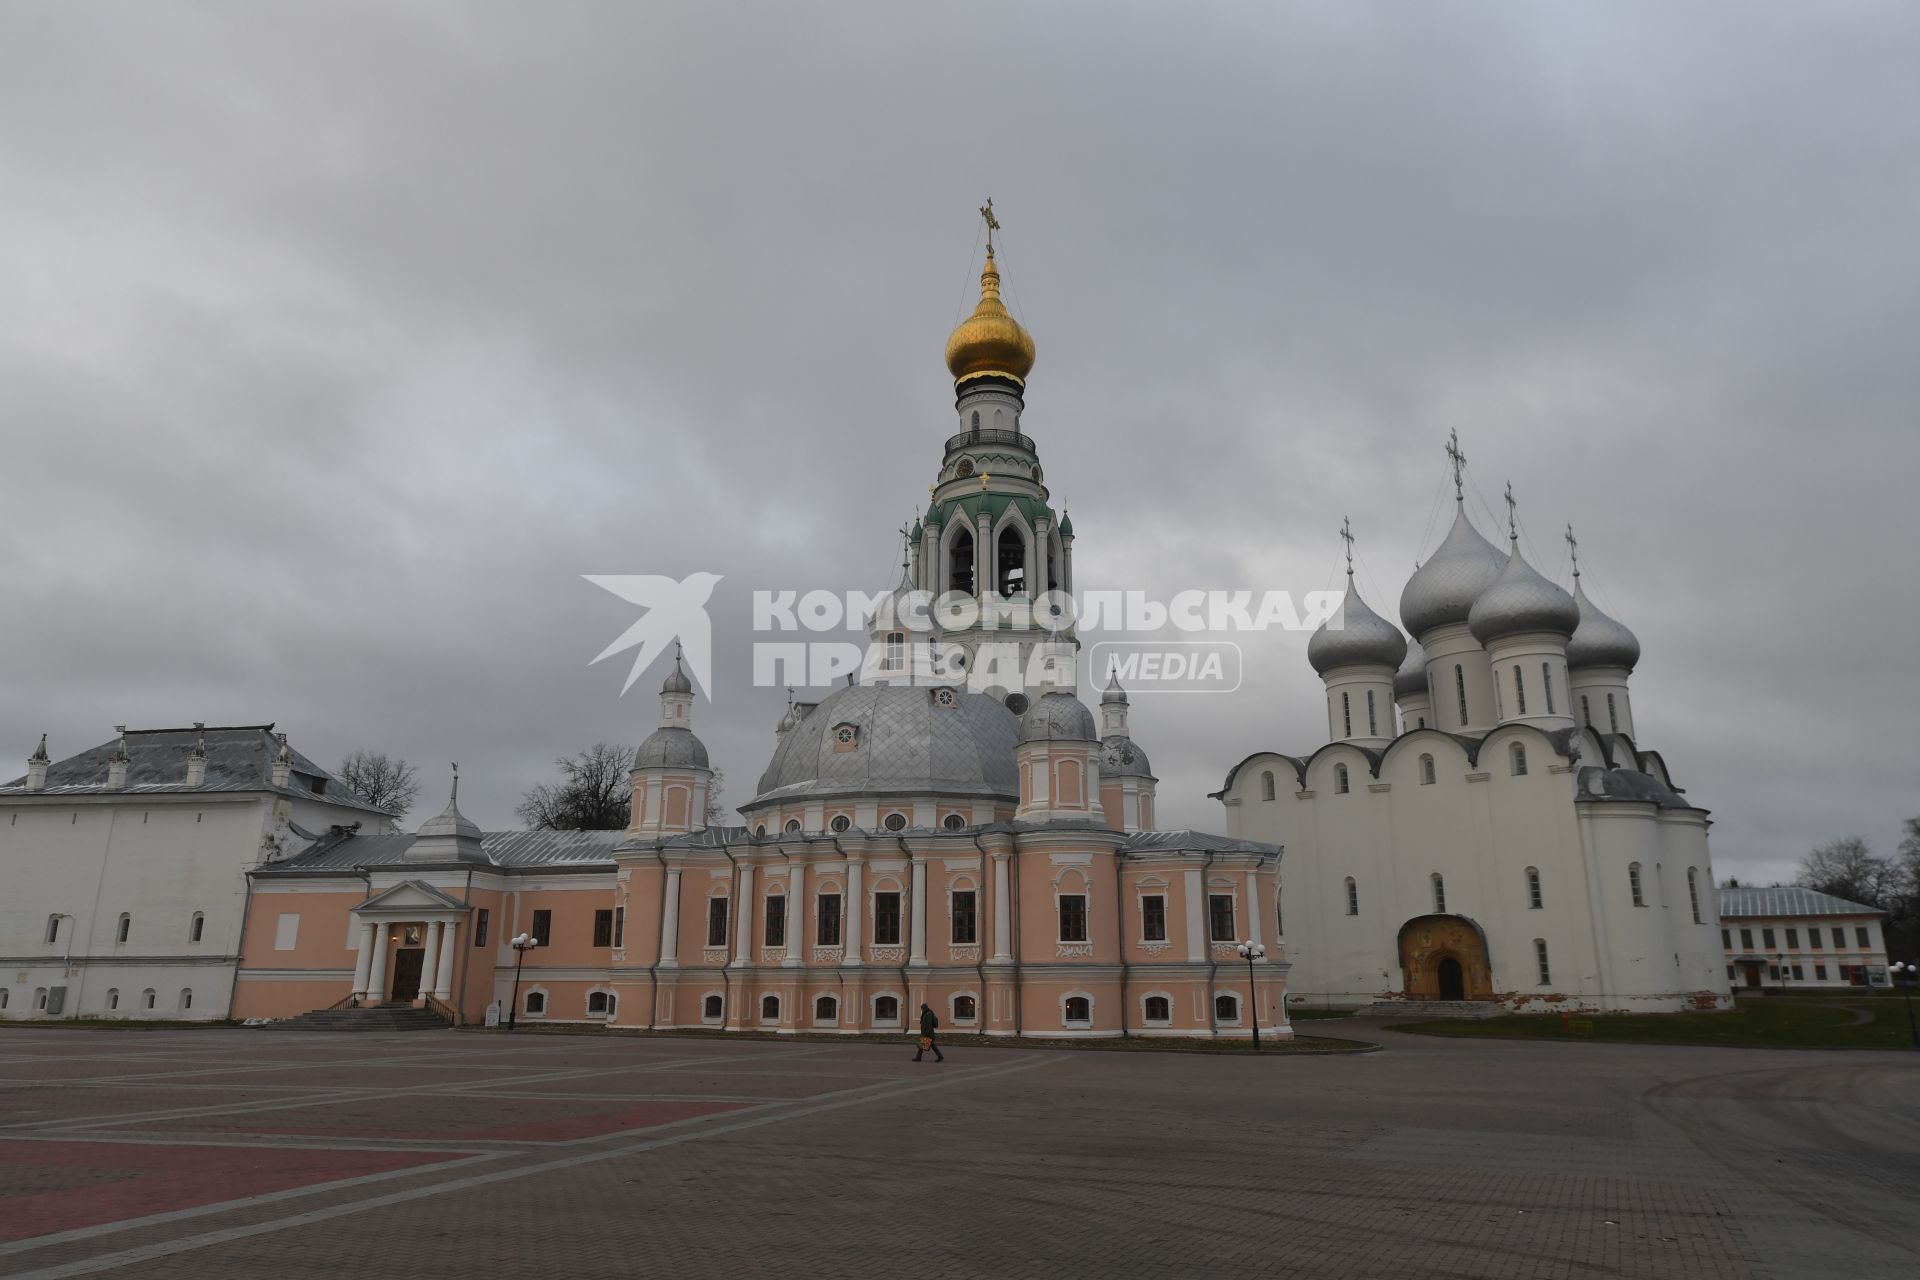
[1742,962,1763,990]
[1437,956,1466,1001]
[390,948,425,1001]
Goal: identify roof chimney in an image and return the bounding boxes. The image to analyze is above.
[271,732,291,787]
[26,734,49,791]
[106,727,129,789]
[185,723,208,788]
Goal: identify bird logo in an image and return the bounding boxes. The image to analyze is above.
[583,572,723,697]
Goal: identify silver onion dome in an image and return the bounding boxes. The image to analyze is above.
[1467,544,1579,645]
[1393,636,1428,700]
[636,726,710,769]
[1018,690,1099,744]
[660,655,694,695]
[1308,583,1408,675]
[1566,580,1641,671]
[1399,505,1507,638]
[1101,734,1154,778]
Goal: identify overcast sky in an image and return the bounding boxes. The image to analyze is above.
[3,2,1916,883]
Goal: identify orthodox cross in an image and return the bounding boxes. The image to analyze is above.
[1565,524,1581,580]
[1339,517,1356,581]
[450,762,460,803]
[979,198,1000,253]
[1445,428,1467,501]
[1504,482,1518,542]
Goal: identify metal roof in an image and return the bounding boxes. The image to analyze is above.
[1717,886,1883,919]
[258,828,624,874]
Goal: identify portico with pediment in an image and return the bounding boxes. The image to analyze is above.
[351,881,471,1007]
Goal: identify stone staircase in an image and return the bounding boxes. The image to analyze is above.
[271,1004,452,1032]
[1358,1000,1507,1020]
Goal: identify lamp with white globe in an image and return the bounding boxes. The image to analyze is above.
[1236,940,1267,1050]
[508,932,539,1031]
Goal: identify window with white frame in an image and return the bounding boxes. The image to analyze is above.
[1260,770,1276,801]
[1140,893,1167,942]
[1143,995,1171,1023]
[764,893,787,947]
[942,813,966,830]
[701,993,723,1020]
[1510,743,1527,776]
[873,891,902,944]
[1058,893,1089,942]
[1334,763,1350,794]
[178,989,192,1011]
[1345,877,1358,916]
[1687,868,1702,924]
[1063,995,1091,1024]
[1512,666,1527,716]
[814,995,838,1022]
[1419,754,1436,785]
[525,991,547,1015]
[1341,691,1351,738]
[1629,862,1645,907]
[116,913,131,944]
[951,888,977,944]
[1526,866,1542,910]
[707,897,730,946]
[1208,893,1236,942]
[1366,689,1378,737]
[1214,994,1240,1023]
[951,994,977,1023]
[1541,663,1555,715]
[816,892,842,945]
[141,989,156,1010]
[587,991,612,1016]
[1607,693,1619,733]
[830,814,851,832]
[1454,665,1468,725]
[45,915,60,944]
[106,988,119,1010]
[760,994,780,1021]
[1533,939,1551,985]
[1431,873,1446,914]
[874,995,900,1023]
[189,912,205,944]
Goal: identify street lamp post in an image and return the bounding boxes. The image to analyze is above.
[507,933,538,1030]
[1891,961,1919,1050]
[1237,940,1267,1051]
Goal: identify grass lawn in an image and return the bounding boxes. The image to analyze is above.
[1397,995,1920,1050]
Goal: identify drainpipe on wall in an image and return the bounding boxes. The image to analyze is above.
[1113,848,1130,1039]
[1009,829,1024,1036]
[226,864,257,1024]
[830,835,852,1031]
[894,835,916,1026]
[1201,851,1218,1037]
[969,832,994,1036]
[648,847,668,1030]
[717,840,740,1032]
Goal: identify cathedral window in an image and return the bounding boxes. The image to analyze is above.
[1214,994,1240,1023]
[614,907,625,948]
[1606,693,1619,734]
[1344,878,1359,916]
[1419,754,1436,786]
[942,812,966,830]
[784,818,802,833]
[875,995,901,1023]
[1064,996,1091,1024]
[831,814,851,832]
[885,631,905,671]
[45,915,59,945]
[1542,664,1555,715]
[1431,874,1446,914]
[1341,692,1351,738]
[1334,763,1350,794]
[1628,862,1645,908]
[188,912,204,944]
[1208,894,1236,942]
[701,994,722,1019]
[948,528,975,596]
[970,410,980,430]
[1687,868,1702,924]
[531,910,552,946]
[1058,894,1089,943]
[953,994,977,1022]
[1526,867,1542,910]
[874,892,903,944]
[817,894,842,945]
[761,995,780,1022]
[1512,666,1527,716]
[474,909,490,948]
[883,811,907,832]
[1533,939,1551,985]
[1366,689,1377,737]
[1260,771,1276,801]
[1510,743,1528,776]
[116,914,130,945]
[142,989,157,1010]
[951,889,977,944]
[1581,695,1592,726]
[106,989,118,1010]
[764,894,787,947]
[706,898,729,947]
[814,995,838,1022]
[1141,894,1168,942]
[589,991,614,1017]
[997,526,1026,597]
[594,910,614,947]
[1143,995,1171,1023]
[1454,665,1468,726]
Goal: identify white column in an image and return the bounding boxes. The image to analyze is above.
[1184,868,1205,963]
[1245,870,1262,950]
[975,511,991,601]
[351,920,376,998]
[1023,525,1038,600]
[991,854,1012,962]
[784,862,805,966]
[845,861,865,963]
[365,924,391,1005]
[909,858,929,965]
[418,922,443,1002]
[659,867,682,967]
[733,863,755,965]
[434,921,459,999]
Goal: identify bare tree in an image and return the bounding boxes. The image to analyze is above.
[516,743,633,831]
[1797,835,1896,907]
[706,768,730,826]
[337,750,421,819]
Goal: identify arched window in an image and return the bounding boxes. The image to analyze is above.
[35,988,48,1011]
[1581,695,1592,726]
[1510,743,1528,776]
[179,989,193,1011]
[525,991,546,1014]
[1417,716,1426,729]
[1334,763,1350,794]
[0,990,7,1010]
[1533,939,1551,985]
[1454,665,1468,725]
[815,995,838,1021]
[1512,666,1527,716]
[141,989,156,1010]
[702,994,723,1019]
[1344,877,1359,916]
[830,814,851,832]
[1064,996,1091,1023]
[587,991,611,1015]
[1494,676,1503,720]
[45,915,60,944]
[874,995,900,1022]
[106,989,119,1010]
[1143,995,1170,1022]
[1341,691,1352,738]
[754,824,767,837]
[1419,754,1436,785]
[1366,689,1378,737]
[942,813,966,831]
[116,914,131,944]
[1687,868,1702,924]
[1261,771,1276,801]
[970,410,980,430]
[188,912,205,944]
[997,525,1026,597]
[760,994,780,1021]
[948,527,975,596]
[883,812,907,831]
[1628,862,1645,907]
[1431,873,1446,913]
[1541,663,1555,715]
[952,994,977,1022]
[1525,867,1542,910]
[783,818,801,833]
[885,631,905,671]
[1214,994,1240,1022]
[1607,693,1619,734]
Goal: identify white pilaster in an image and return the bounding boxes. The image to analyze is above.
[418,921,444,1002]
[845,861,865,962]
[909,858,929,965]
[659,867,682,967]
[991,853,1012,962]
[365,925,391,1005]
[434,921,459,999]
[784,862,806,966]
[733,864,755,965]
[1184,868,1205,963]
[351,920,376,998]
[1245,870,1262,950]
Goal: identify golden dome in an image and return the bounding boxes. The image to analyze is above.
[944,248,1036,387]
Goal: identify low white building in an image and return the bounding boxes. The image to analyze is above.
[1717,886,1889,990]
[0,724,394,1021]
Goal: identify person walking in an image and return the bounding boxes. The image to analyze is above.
[914,1002,945,1062]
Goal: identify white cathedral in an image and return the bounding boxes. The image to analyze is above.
[1216,442,1733,1013]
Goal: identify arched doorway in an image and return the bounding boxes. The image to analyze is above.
[1397,914,1493,1001]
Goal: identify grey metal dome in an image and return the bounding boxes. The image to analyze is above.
[1101,734,1154,778]
[752,683,1018,803]
[1308,583,1408,675]
[1394,636,1429,700]
[637,726,710,769]
[1566,580,1641,671]
[416,797,482,842]
[1399,504,1507,638]
[660,657,694,696]
[1100,672,1129,706]
[1467,544,1580,645]
[1018,690,1098,744]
